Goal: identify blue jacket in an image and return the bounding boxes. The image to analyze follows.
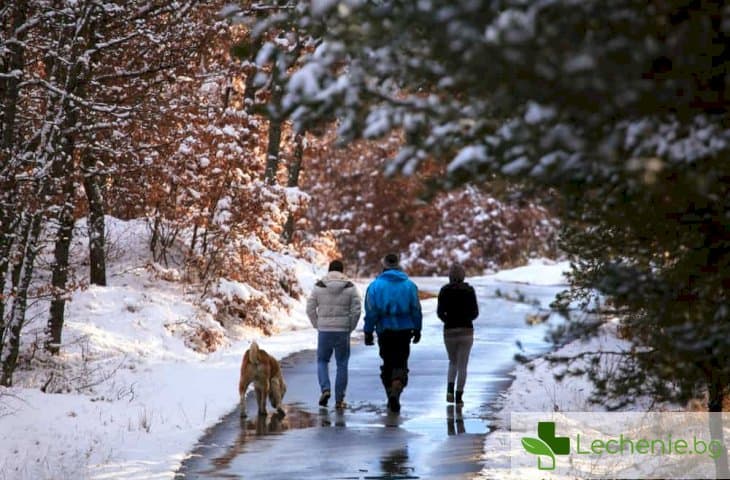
[363,269,422,334]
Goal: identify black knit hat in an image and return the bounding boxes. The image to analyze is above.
[382,253,400,269]
[328,260,344,272]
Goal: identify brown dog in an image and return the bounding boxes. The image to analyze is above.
[238,341,287,417]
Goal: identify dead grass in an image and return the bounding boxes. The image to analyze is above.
[418,290,438,300]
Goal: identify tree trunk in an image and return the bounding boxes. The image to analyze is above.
[1,0,26,151]
[43,22,89,353]
[708,376,729,478]
[264,116,283,185]
[45,182,76,355]
[84,168,106,286]
[150,206,161,261]
[0,211,28,363]
[190,224,198,255]
[0,202,20,343]
[1,212,42,386]
[263,55,285,185]
[282,132,304,244]
[243,36,264,109]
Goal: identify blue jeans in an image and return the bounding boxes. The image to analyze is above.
[317,331,351,402]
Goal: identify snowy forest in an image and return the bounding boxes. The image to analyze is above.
[1,1,730,479]
[0,0,556,386]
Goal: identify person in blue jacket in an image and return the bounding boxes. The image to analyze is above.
[363,253,422,413]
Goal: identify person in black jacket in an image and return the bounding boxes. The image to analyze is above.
[437,263,479,406]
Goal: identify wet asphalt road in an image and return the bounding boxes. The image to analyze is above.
[176,278,564,480]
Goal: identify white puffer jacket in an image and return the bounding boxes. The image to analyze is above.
[306,271,362,332]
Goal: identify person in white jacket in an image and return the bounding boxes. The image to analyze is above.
[306,260,362,409]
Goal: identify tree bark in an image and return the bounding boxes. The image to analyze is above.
[263,56,284,185]
[1,0,26,151]
[0,211,19,356]
[84,166,107,286]
[243,36,264,109]
[264,116,283,185]
[282,132,304,244]
[0,1,27,333]
[45,183,76,355]
[150,206,161,261]
[1,212,42,386]
[189,223,198,255]
[42,2,97,354]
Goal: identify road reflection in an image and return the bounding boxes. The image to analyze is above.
[179,404,317,478]
[378,447,418,479]
[446,405,465,436]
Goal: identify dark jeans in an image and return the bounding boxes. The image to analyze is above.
[377,329,412,394]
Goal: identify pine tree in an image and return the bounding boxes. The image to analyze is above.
[245,1,730,473]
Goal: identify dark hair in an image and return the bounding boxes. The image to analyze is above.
[449,263,465,283]
[382,253,400,269]
[328,260,344,272]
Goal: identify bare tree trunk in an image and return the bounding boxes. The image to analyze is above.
[189,223,198,255]
[282,132,304,244]
[0,211,27,369]
[1,212,42,386]
[0,211,18,353]
[150,206,162,261]
[84,166,107,286]
[44,6,94,353]
[0,1,27,332]
[263,55,284,185]
[1,0,26,150]
[45,179,76,355]
[264,116,283,185]
[243,36,264,109]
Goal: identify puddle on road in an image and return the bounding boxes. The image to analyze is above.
[177,403,317,479]
[370,447,418,479]
[178,401,489,480]
[402,405,490,437]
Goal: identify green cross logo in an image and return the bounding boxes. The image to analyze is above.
[521,421,570,470]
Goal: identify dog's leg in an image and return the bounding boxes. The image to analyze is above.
[255,414,267,434]
[270,377,286,416]
[239,375,251,418]
[257,383,268,416]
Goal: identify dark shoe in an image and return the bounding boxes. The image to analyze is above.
[455,390,464,406]
[335,400,347,410]
[319,390,331,407]
[447,382,455,403]
[388,379,403,413]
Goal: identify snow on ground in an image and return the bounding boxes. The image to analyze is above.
[474,261,656,479]
[476,324,654,479]
[0,230,578,480]
[0,218,324,480]
[491,257,569,286]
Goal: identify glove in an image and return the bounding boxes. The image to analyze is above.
[364,332,374,346]
[412,330,421,344]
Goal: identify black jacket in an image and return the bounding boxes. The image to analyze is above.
[437,282,479,329]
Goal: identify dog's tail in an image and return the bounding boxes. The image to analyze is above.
[248,341,260,364]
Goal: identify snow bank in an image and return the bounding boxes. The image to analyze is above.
[0,217,324,480]
[0,232,568,480]
[491,258,569,286]
[478,323,658,479]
